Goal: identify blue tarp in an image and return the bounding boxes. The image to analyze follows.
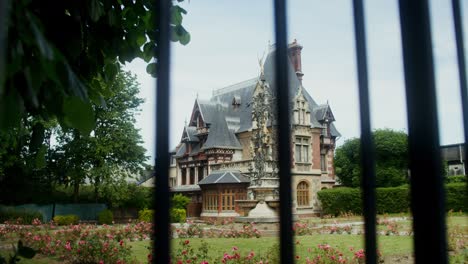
[0,204,107,222]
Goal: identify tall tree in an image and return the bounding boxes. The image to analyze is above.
[334,129,409,187]
[1,0,189,134]
[54,70,148,201]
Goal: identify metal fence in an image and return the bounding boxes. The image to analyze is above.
[154,0,467,263]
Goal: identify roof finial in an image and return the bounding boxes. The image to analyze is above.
[184,118,187,126]
[196,92,199,99]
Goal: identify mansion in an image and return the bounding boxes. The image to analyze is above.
[168,40,340,218]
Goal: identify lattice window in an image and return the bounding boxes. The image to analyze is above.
[295,137,310,163]
[203,190,218,211]
[297,181,309,207]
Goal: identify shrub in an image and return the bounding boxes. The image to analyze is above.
[138,209,153,222]
[98,209,113,224]
[445,175,466,184]
[317,187,362,216]
[0,208,43,224]
[375,186,409,214]
[318,183,466,215]
[445,183,467,212]
[170,208,186,223]
[53,214,79,225]
[172,194,190,209]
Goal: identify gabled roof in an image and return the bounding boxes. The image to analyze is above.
[198,170,250,185]
[174,144,186,158]
[314,104,336,123]
[201,109,242,150]
[208,48,341,137]
[181,126,199,142]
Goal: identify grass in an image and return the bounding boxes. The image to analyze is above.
[1,214,465,263]
[128,235,414,262]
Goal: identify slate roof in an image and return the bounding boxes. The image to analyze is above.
[182,126,199,142]
[198,170,250,185]
[209,48,341,137]
[171,185,201,192]
[201,109,242,150]
[174,144,186,158]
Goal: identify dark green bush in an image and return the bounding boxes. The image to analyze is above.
[445,183,467,212]
[317,187,362,216]
[445,175,466,184]
[170,208,186,223]
[53,214,79,225]
[375,186,409,214]
[138,209,153,222]
[98,209,114,224]
[172,194,190,209]
[318,183,466,215]
[0,208,43,224]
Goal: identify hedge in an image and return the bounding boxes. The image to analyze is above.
[98,209,114,224]
[0,208,43,224]
[445,183,467,212]
[318,183,466,215]
[138,209,153,222]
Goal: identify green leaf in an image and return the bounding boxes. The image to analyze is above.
[35,145,47,169]
[0,92,22,130]
[142,42,154,63]
[90,0,104,22]
[170,6,184,25]
[27,13,54,60]
[104,63,118,82]
[146,62,157,77]
[63,96,95,135]
[174,25,190,45]
[136,35,146,47]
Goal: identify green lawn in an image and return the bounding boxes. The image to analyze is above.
[2,214,465,263]
[128,235,413,263]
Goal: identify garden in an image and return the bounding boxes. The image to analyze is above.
[0,210,466,264]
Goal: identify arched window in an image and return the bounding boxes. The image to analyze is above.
[297,181,309,206]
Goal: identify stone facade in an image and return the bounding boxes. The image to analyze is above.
[170,40,340,218]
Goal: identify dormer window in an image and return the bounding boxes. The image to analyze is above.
[295,97,310,125]
[232,96,241,107]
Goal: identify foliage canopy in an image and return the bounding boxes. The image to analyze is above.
[334,129,409,187]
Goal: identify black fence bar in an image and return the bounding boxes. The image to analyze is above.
[452,0,468,177]
[0,0,8,96]
[398,1,447,263]
[351,1,377,263]
[154,0,171,263]
[273,0,294,263]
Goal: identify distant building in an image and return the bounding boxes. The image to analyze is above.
[441,143,466,176]
[168,40,340,219]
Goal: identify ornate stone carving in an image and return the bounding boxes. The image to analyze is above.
[250,76,278,187]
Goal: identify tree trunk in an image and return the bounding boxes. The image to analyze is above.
[73,181,79,203]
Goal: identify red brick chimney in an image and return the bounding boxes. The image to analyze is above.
[288,39,304,84]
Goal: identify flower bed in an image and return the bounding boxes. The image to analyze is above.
[0,218,152,263]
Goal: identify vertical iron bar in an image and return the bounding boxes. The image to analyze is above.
[452,0,468,177]
[398,1,447,263]
[352,1,377,263]
[273,0,293,263]
[0,0,9,95]
[154,0,171,263]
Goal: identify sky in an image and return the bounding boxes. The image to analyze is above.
[124,0,468,164]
